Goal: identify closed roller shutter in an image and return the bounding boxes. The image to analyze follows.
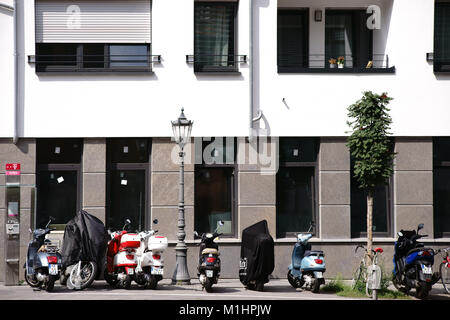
[35,0,151,43]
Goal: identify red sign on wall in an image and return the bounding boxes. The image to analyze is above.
[5,163,21,176]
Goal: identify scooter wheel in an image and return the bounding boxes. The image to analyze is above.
[311,278,320,293]
[24,270,41,288]
[44,275,57,292]
[104,269,118,287]
[287,271,298,288]
[415,282,429,300]
[255,281,264,292]
[146,276,158,290]
[204,278,213,293]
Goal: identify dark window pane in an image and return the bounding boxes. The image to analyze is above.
[196,137,236,165]
[434,2,450,71]
[276,167,314,236]
[325,10,372,69]
[36,43,77,71]
[277,9,308,68]
[434,167,450,236]
[195,167,233,234]
[37,170,78,228]
[194,2,236,71]
[351,178,389,235]
[108,170,146,232]
[37,139,83,164]
[109,45,149,67]
[83,44,105,68]
[433,137,450,163]
[279,138,318,163]
[109,139,150,163]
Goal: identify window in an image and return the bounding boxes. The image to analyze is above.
[106,139,151,232]
[277,9,309,72]
[434,1,450,72]
[433,138,450,237]
[194,1,238,72]
[35,43,151,72]
[350,157,393,237]
[195,138,237,236]
[276,138,318,238]
[36,139,83,229]
[325,10,373,70]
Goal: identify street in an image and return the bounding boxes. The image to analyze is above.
[0,279,449,300]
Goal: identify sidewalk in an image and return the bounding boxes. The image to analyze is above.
[0,279,449,300]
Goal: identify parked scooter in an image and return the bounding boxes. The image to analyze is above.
[24,217,62,291]
[134,219,168,289]
[392,223,440,299]
[287,222,326,293]
[194,221,224,292]
[104,219,140,289]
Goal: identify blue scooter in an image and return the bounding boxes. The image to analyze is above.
[287,222,326,293]
[24,217,62,291]
[392,223,440,299]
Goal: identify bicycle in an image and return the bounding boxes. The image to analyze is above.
[436,247,450,295]
[351,244,384,299]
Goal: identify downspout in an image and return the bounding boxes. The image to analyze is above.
[249,0,263,142]
[12,0,18,144]
[1,1,19,144]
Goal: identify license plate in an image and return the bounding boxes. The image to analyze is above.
[314,272,323,279]
[48,264,58,275]
[127,268,134,275]
[151,267,163,275]
[206,270,214,278]
[422,264,432,275]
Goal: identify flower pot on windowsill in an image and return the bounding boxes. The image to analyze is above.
[338,64,344,69]
[329,64,337,69]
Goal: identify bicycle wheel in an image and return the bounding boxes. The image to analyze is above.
[68,261,97,290]
[440,262,450,295]
[351,264,363,290]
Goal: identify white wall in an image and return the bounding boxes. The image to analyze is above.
[0,0,449,138]
[0,0,14,138]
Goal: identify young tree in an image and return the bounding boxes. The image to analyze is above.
[346,91,396,266]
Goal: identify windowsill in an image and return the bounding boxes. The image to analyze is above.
[194,71,241,75]
[278,67,396,74]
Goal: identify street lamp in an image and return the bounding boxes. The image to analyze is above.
[171,108,193,285]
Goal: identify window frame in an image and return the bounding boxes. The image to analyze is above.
[433,137,450,238]
[276,137,319,238]
[434,1,450,73]
[194,137,238,238]
[106,138,152,232]
[35,139,83,230]
[277,8,310,72]
[193,1,239,73]
[35,43,153,73]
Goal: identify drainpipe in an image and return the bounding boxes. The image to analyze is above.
[1,1,18,144]
[249,0,254,141]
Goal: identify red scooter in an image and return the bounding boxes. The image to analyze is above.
[104,219,140,289]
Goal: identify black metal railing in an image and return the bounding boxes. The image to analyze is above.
[34,54,161,72]
[186,54,247,72]
[278,53,395,73]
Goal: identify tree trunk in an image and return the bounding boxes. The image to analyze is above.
[366,191,374,267]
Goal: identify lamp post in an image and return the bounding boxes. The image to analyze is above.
[171,108,193,285]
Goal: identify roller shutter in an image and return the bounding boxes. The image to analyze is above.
[35,0,151,43]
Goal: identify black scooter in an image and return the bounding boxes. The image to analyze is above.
[392,223,440,299]
[194,221,223,293]
[24,217,62,291]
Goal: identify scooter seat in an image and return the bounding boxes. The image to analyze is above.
[202,248,220,256]
[304,250,324,257]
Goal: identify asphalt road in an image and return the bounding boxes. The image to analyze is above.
[0,279,449,300]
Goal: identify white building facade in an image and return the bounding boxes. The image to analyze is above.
[1,0,450,283]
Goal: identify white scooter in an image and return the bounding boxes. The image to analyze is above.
[134,219,168,289]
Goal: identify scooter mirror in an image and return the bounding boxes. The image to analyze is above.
[193,231,199,238]
[217,220,224,227]
[418,223,424,231]
[125,219,131,224]
[398,231,403,237]
[29,228,32,234]
[153,219,159,225]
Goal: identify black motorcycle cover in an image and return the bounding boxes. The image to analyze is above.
[60,210,108,277]
[239,220,274,285]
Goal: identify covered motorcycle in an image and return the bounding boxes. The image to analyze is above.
[239,220,274,291]
[60,210,108,290]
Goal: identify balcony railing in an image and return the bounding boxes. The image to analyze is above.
[186,54,247,73]
[33,54,161,73]
[278,54,395,74]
